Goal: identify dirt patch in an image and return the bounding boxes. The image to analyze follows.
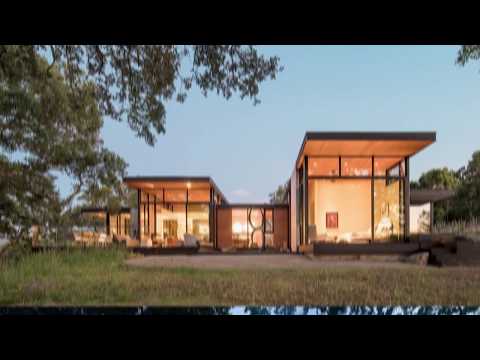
[124,254,422,270]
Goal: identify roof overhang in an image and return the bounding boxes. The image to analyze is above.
[123,176,228,204]
[410,189,455,205]
[296,132,436,168]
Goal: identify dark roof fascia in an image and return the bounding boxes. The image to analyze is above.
[295,131,437,169]
[410,189,456,204]
[122,176,228,204]
[305,132,436,142]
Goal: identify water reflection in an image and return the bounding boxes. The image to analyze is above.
[1,306,479,315]
[238,306,480,315]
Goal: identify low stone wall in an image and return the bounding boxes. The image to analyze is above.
[426,234,480,266]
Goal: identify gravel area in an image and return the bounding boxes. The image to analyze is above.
[124,254,420,270]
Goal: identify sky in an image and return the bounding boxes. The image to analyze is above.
[57,45,480,203]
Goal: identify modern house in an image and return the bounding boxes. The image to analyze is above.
[117,131,436,252]
[122,176,289,251]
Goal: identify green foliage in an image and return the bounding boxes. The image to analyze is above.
[1,45,281,245]
[414,151,480,223]
[31,45,282,146]
[411,167,459,190]
[410,167,460,223]
[269,181,289,204]
[1,47,127,243]
[456,45,480,66]
[453,151,480,219]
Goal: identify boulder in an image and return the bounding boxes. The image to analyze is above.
[402,252,429,266]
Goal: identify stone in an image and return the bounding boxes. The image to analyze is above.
[403,252,429,266]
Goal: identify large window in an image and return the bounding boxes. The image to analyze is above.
[303,155,408,244]
[308,157,339,176]
[231,208,275,249]
[109,213,130,236]
[373,178,404,242]
[264,209,274,248]
[81,212,107,233]
[341,157,372,176]
[232,209,248,248]
[308,179,371,244]
[248,208,264,249]
[187,204,210,245]
[139,187,213,247]
[154,204,187,246]
[374,157,405,177]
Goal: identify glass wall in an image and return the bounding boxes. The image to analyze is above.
[231,207,276,249]
[341,157,372,176]
[264,209,274,248]
[373,178,404,242]
[308,157,339,176]
[187,204,210,245]
[139,188,212,247]
[374,157,405,177]
[304,155,407,243]
[232,209,248,248]
[109,213,131,237]
[308,179,372,243]
[81,211,107,234]
[248,209,264,249]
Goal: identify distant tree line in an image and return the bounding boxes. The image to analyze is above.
[409,150,480,223]
[269,181,289,204]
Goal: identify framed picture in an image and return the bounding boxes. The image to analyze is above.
[326,212,338,229]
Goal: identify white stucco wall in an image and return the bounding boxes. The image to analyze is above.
[409,203,431,234]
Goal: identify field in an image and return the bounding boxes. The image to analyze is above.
[1,248,480,306]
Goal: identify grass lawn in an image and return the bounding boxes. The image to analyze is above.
[1,248,480,306]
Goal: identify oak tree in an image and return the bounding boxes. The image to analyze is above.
[0,45,282,244]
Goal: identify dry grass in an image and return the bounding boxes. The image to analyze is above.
[434,217,480,239]
[1,248,480,306]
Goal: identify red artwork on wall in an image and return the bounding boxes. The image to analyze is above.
[326,212,338,229]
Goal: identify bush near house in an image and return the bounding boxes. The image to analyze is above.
[433,217,480,242]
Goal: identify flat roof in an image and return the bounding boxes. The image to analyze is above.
[410,189,455,204]
[123,176,228,204]
[296,131,436,168]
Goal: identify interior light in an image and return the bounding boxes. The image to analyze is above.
[186,182,192,189]
[233,223,243,234]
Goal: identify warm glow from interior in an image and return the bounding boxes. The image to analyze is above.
[187,182,192,189]
[233,222,243,234]
[308,179,371,243]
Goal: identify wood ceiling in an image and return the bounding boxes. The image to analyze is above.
[298,138,434,168]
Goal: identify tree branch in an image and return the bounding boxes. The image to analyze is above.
[46,45,57,74]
